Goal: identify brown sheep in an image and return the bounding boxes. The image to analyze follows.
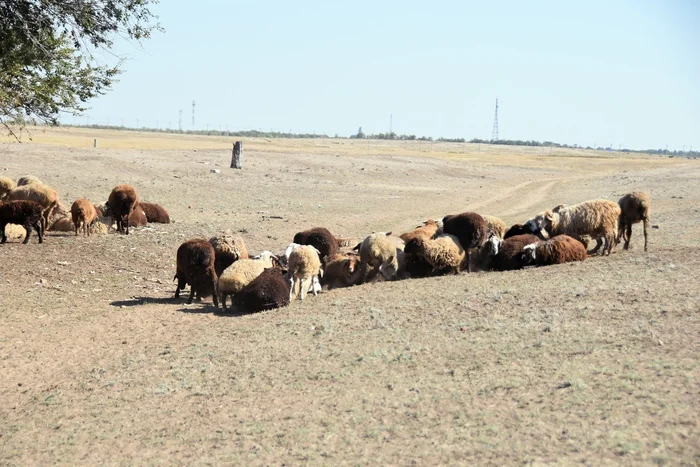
[139,202,170,224]
[399,219,440,244]
[0,200,44,244]
[323,252,363,290]
[6,183,59,234]
[519,235,587,267]
[129,206,148,228]
[71,198,98,237]
[617,191,650,252]
[107,184,139,234]
[442,212,489,272]
[484,233,540,271]
[527,200,620,255]
[403,234,466,275]
[174,239,219,307]
[293,227,338,264]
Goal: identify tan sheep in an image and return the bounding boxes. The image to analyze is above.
[17,175,42,186]
[399,219,440,243]
[287,244,323,301]
[0,177,16,199]
[359,232,405,282]
[482,215,507,239]
[617,191,650,252]
[528,199,620,255]
[404,233,466,275]
[209,232,249,276]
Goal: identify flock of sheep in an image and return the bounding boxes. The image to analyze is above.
[172,191,651,314]
[0,174,650,315]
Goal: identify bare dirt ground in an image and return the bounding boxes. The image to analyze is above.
[1,128,699,465]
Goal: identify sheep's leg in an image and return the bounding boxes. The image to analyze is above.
[220,294,227,312]
[22,221,32,244]
[588,237,604,255]
[0,223,6,244]
[624,224,632,250]
[125,216,130,235]
[289,277,297,302]
[300,277,308,301]
[75,222,79,236]
[187,287,195,305]
[467,251,472,273]
[642,218,649,252]
[33,220,43,244]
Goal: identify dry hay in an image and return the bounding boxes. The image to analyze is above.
[48,215,110,235]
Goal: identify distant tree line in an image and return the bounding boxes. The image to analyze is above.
[55,123,698,158]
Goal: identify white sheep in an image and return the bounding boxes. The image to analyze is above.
[285,243,323,301]
[217,251,278,311]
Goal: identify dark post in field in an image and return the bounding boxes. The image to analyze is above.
[231,141,243,169]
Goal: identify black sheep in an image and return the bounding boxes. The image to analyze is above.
[293,227,338,264]
[174,239,219,307]
[0,200,44,244]
[442,212,488,272]
[231,267,290,313]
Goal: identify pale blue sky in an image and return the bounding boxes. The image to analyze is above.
[78,0,699,150]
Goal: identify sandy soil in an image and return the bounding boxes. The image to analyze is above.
[1,129,699,464]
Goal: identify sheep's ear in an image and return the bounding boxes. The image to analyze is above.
[544,212,553,221]
[352,242,361,251]
[385,231,392,236]
[312,246,321,255]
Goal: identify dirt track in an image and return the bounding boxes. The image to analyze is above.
[1,132,699,464]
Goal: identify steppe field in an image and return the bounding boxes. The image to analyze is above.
[1,127,698,465]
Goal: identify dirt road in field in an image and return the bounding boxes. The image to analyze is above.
[1,132,698,464]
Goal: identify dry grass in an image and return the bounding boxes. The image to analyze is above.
[0,130,698,464]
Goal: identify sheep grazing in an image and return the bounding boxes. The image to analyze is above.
[16,175,42,187]
[323,252,362,290]
[0,177,16,199]
[6,183,59,233]
[293,227,338,264]
[403,234,466,276]
[359,232,405,282]
[482,215,508,239]
[484,233,540,271]
[107,184,139,234]
[520,235,587,267]
[71,198,98,237]
[230,266,290,314]
[527,200,620,255]
[209,232,249,277]
[0,200,44,244]
[286,243,323,301]
[217,251,278,312]
[174,239,219,306]
[442,212,489,273]
[617,191,650,252]
[399,219,440,243]
[139,201,170,224]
